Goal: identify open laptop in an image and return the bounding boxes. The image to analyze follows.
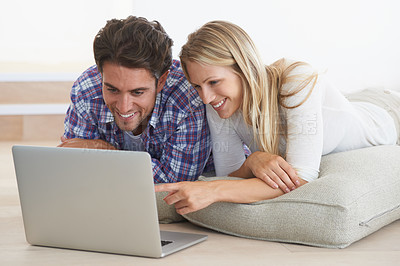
[12,145,207,258]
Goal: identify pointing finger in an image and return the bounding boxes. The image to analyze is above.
[154,183,179,193]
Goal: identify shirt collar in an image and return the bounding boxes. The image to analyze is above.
[148,90,163,128]
[93,94,115,124]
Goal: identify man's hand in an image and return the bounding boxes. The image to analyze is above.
[58,137,117,150]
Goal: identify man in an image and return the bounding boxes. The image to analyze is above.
[59,16,212,183]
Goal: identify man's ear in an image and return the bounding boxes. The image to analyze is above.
[156,71,169,93]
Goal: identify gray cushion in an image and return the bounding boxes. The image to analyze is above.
[171,145,400,248]
[156,191,185,224]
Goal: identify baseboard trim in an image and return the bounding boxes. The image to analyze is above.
[0,104,69,115]
[0,73,79,82]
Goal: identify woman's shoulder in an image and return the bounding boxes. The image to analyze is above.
[275,58,320,107]
[272,58,316,77]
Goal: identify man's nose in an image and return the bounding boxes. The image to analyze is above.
[116,94,132,113]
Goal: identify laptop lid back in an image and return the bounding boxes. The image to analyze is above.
[12,145,163,257]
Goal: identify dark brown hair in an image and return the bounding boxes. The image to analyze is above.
[94,16,173,79]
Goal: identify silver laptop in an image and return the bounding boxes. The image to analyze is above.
[12,145,207,258]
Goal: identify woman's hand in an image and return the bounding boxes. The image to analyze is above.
[242,151,300,193]
[155,181,217,215]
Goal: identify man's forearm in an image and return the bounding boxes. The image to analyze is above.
[58,138,117,150]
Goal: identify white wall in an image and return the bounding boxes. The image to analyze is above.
[1,0,399,93]
[0,0,133,80]
[132,0,400,93]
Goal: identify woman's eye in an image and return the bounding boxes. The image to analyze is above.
[209,80,218,86]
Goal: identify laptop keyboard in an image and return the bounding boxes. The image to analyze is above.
[161,240,173,246]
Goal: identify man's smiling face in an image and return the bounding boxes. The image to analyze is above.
[101,62,162,135]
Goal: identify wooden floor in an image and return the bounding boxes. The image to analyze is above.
[1,140,400,265]
[1,81,399,265]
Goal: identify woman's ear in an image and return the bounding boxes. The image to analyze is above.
[156,71,169,93]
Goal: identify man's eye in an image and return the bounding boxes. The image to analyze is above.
[132,90,144,95]
[107,88,118,93]
[209,80,218,86]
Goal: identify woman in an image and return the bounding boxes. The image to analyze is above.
[155,20,400,215]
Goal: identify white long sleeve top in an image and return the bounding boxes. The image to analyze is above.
[207,64,397,182]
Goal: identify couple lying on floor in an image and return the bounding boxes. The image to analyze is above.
[59,16,400,215]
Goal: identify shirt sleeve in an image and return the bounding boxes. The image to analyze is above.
[63,74,102,140]
[281,64,324,182]
[151,103,212,183]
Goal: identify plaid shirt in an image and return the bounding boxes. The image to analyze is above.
[63,60,213,183]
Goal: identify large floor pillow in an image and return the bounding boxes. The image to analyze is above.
[180,145,400,248]
[156,191,185,224]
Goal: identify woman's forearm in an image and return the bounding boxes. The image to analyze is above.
[156,176,307,214]
[211,178,285,203]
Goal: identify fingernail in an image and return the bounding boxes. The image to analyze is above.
[291,186,296,190]
[285,188,290,193]
[295,180,300,185]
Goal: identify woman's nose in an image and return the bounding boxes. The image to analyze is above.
[199,87,214,105]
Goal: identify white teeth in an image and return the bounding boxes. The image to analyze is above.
[119,112,135,118]
[212,99,225,108]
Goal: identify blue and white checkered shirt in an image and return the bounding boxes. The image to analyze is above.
[63,60,213,183]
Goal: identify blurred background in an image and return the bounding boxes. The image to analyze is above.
[1,0,399,140]
[1,0,399,91]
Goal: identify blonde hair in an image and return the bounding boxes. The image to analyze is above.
[180,21,318,155]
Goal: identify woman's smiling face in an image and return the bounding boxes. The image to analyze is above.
[185,61,243,119]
